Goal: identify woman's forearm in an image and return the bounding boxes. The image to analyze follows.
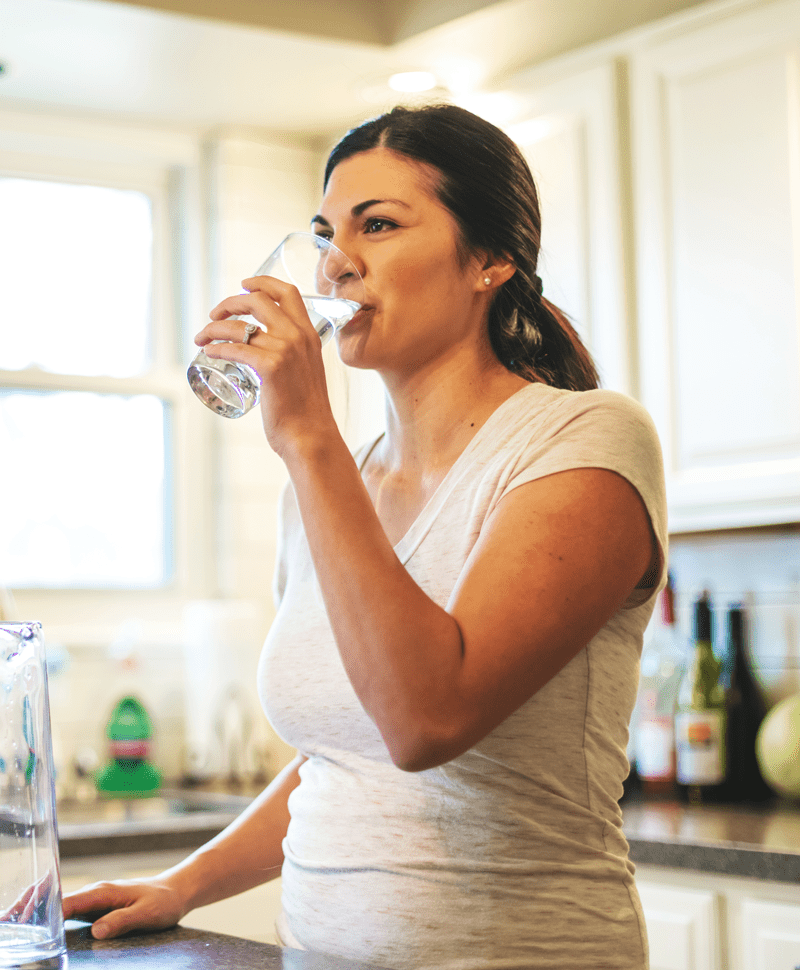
[282,435,466,766]
[163,753,304,912]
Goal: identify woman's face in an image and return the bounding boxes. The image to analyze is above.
[313,148,490,377]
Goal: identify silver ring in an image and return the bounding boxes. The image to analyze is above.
[242,322,259,345]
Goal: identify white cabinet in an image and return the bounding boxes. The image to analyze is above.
[637,881,720,970]
[741,898,800,970]
[504,62,633,394]
[630,0,800,531]
[636,863,800,970]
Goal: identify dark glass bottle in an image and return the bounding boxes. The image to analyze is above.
[675,592,726,804]
[719,604,774,803]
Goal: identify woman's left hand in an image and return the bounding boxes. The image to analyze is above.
[194,276,339,456]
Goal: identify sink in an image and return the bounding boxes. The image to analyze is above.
[56,788,254,857]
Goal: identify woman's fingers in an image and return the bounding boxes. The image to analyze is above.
[194,317,264,348]
[240,275,309,319]
[2,872,55,923]
[204,277,310,333]
[63,880,183,940]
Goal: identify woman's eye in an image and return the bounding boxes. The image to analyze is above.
[364,218,395,234]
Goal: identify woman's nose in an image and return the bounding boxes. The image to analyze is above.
[316,242,364,295]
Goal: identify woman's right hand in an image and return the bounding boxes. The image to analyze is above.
[62,874,189,940]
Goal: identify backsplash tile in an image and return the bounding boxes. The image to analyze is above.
[657,527,800,706]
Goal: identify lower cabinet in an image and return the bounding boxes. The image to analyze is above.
[636,882,719,970]
[636,864,800,970]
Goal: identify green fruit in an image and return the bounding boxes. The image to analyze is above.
[756,693,800,798]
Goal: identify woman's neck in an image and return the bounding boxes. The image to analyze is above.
[376,355,530,480]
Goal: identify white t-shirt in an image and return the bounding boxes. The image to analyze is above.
[258,383,668,970]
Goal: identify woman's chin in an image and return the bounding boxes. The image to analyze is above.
[335,328,379,370]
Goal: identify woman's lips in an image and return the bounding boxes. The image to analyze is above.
[346,304,373,326]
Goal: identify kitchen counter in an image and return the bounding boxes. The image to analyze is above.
[63,921,392,970]
[57,789,252,858]
[622,796,800,883]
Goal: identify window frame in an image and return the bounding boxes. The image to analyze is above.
[0,109,215,609]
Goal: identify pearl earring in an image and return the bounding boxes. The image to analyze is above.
[484,276,492,286]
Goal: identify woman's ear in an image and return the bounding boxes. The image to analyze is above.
[475,254,516,292]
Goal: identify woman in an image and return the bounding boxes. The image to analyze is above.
[65,104,666,970]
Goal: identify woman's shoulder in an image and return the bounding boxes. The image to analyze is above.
[505,383,659,440]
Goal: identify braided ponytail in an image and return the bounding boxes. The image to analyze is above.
[489,269,599,392]
[325,103,599,392]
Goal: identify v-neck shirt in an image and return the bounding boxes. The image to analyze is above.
[258,383,667,970]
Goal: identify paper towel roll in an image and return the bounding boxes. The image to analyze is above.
[181,600,261,780]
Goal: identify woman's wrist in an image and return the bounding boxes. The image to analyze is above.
[158,848,222,916]
[277,423,349,474]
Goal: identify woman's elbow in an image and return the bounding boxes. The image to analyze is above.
[383,722,472,773]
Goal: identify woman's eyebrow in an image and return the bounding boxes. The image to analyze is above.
[311,198,411,228]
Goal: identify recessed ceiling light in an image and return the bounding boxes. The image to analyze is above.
[387,71,438,94]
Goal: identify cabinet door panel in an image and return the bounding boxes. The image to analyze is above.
[742,898,800,970]
[505,62,631,394]
[671,53,800,465]
[632,0,800,530]
[638,882,720,970]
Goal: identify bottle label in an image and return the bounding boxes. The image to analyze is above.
[675,711,725,785]
[636,716,675,779]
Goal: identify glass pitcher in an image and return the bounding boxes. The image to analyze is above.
[0,622,66,967]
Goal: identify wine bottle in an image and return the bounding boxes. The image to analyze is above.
[634,573,684,796]
[720,604,773,803]
[675,592,726,804]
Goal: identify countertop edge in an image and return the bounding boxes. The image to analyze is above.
[627,835,800,883]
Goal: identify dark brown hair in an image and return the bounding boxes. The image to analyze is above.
[324,103,598,392]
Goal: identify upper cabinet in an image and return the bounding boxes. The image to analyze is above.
[506,62,634,395]
[630,0,800,531]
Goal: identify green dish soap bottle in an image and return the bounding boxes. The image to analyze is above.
[95,695,161,798]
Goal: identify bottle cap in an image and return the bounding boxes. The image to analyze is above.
[728,604,744,641]
[660,572,675,625]
[694,592,713,642]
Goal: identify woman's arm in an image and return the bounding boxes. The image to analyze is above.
[63,753,305,939]
[284,434,654,772]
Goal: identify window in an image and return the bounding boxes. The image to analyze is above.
[0,178,153,376]
[0,142,196,590]
[0,389,170,587]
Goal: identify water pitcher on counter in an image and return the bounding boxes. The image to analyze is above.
[0,623,66,967]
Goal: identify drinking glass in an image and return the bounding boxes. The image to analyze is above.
[0,623,66,968]
[187,231,365,419]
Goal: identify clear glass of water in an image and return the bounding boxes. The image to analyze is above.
[187,231,365,419]
[0,623,66,969]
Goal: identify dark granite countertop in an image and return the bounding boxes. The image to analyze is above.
[63,921,392,969]
[622,796,800,882]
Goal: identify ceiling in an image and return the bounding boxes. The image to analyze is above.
[89,0,511,45]
[0,0,711,140]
